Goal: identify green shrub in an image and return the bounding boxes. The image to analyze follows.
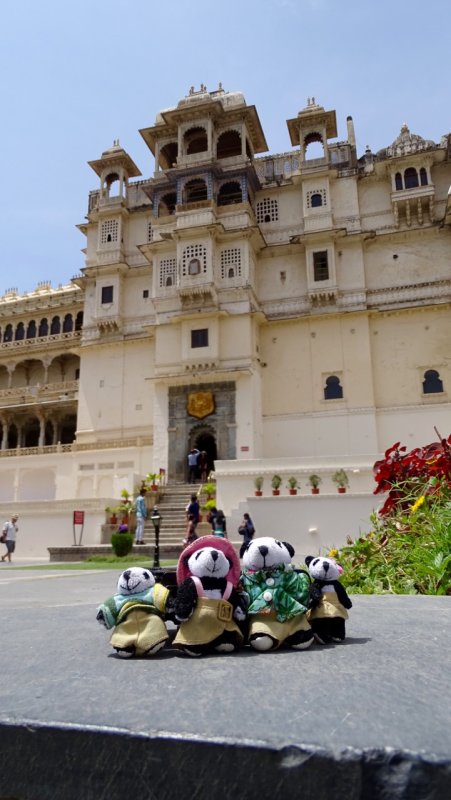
[111,532,134,557]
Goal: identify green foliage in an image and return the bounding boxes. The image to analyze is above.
[271,474,282,489]
[254,475,264,490]
[308,474,322,488]
[332,468,349,487]
[203,482,216,497]
[111,532,134,557]
[337,478,451,595]
[287,476,299,489]
[203,499,217,512]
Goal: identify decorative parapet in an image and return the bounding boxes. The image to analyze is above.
[0,379,79,407]
[0,436,153,458]
[0,330,82,352]
[367,279,451,308]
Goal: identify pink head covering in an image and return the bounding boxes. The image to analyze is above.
[176,535,241,586]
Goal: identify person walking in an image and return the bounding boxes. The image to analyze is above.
[187,448,200,483]
[213,509,227,538]
[238,512,255,558]
[1,514,19,563]
[186,494,200,529]
[183,513,198,546]
[134,489,148,545]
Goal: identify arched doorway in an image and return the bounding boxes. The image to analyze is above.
[193,431,217,478]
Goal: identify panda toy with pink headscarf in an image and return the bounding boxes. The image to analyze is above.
[173,535,247,656]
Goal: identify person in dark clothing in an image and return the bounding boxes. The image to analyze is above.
[238,512,255,558]
[213,509,227,538]
[186,494,200,528]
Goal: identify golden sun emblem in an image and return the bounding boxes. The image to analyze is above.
[187,391,215,419]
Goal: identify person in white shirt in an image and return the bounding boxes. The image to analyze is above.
[1,514,18,563]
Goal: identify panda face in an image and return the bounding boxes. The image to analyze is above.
[306,557,341,582]
[242,537,295,571]
[117,567,155,595]
[187,547,231,579]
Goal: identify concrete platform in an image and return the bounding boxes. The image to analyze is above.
[0,567,450,799]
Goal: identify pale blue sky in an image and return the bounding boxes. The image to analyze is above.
[1,0,449,294]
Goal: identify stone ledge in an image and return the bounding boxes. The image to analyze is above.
[47,545,180,562]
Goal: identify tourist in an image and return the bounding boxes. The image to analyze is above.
[198,451,208,482]
[187,448,200,483]
[238,512,255,558]
[186,493,200,528]
[206,505,218,532]
[213,509,227,538]
[183,513,198,546]
[134,488,147,545]
[1,514,18,563]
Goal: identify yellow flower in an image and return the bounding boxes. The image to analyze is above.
[328,548,339,558]
[410,495,425,514]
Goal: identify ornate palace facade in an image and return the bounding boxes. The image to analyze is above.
[1,86,450,533]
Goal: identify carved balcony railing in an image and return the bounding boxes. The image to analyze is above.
[0,380,79,408]
[0,435,153,458]
[0,330,82,352]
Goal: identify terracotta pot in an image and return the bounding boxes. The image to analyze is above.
[337,487,346,494]
[255,490,263,497]
[311,488,320,495]
[272,489,280,496]
[288,489,297,495]
[110,515,118,524]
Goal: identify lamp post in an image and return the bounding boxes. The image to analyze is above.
[150,506,162,568]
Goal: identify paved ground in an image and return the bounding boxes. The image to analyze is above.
[0,565,450,798]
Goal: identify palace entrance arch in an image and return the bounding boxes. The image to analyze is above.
[167,382,236,482]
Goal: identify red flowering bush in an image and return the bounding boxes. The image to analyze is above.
[373,434,451,516]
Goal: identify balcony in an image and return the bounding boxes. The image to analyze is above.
[0,330,82,353]
[0,380,79,410]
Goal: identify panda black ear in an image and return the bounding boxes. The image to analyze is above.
[283,542,295,559]
[305,556,314,566]
[242,542,252,553]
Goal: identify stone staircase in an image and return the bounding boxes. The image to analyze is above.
[143,483,202,549]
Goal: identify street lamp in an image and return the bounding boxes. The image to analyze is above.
[150,506,162,568]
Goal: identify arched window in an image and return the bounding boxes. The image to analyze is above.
[395,172,403,190]
[304,132,324,160]
[4,324,13,342]
[50,316,61,335]
[423,370,443,394]
[184,179,208,204]
[188,258,201,275]
[165,275,173,287]
[159,192,177,216]
[310,193,323,208]
[75,311,83,331]
[38,318,48,337]
[15,322,25,341]
[26,320,37,339]
[63,314,73,333]
[420,167,428,186]
[182,244,207,277]
[217,129,241,159]
[404,167,419,189]
[217,181,242,206]
[159,141,178,169]
[324,375,343,400]
[256,197,279,224]
[184,126,208,155]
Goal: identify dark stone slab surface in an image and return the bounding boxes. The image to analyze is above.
[0,567,450,799]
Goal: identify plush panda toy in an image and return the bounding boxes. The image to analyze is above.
[241,537,313,652]
[305,556,352,644]
[173,535,246,656]
[96,567,170,657]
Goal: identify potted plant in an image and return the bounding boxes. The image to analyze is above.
[254,476,264,496]
[332,468,349,493]
[308,474,322,494]
[271,474,282,496]
[105,506,118,525]
[287,476,299,495]
[203,482,216,500]
[111,529,134,557]
[145,473,159,491]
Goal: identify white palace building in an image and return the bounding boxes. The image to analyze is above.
[1,85,450,556]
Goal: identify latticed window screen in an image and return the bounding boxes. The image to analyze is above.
[159,257,177,288]
[307,189,327,209]
[256,198,279,223]
[220,248,242,279]
[100,219,119,244]
[182,244,207,276]
[147,221,153,242]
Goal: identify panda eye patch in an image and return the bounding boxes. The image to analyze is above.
[313,558,320,566]
[143,571,150,579]
[195,551,203,560]
[276,541,282,548]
